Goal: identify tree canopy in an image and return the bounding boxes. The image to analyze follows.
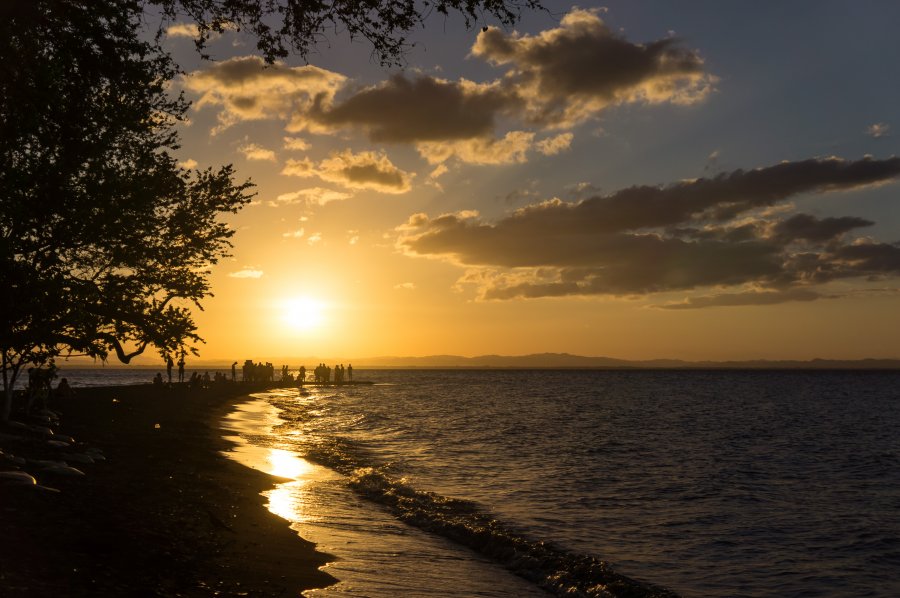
[0,0,252,416]
[0,0,541,417]
[151,0,544,65]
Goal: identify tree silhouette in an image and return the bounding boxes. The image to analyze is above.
[0,1,252,418]
[1,0,541,418]
[151,0,544,65]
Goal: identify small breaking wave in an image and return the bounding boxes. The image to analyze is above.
[346,466,678,598]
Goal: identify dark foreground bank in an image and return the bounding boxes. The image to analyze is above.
[0,383,334,597]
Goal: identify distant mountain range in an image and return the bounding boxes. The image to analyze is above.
[341,353,900,369]
[62,352,900,369]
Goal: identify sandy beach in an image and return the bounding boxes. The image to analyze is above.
[0,383,334,597]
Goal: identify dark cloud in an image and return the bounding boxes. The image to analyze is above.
[472,8,715,126]
[398,157,900,301]
[311,74,519,143]
[772,213,873,243]
[657,288,828,309]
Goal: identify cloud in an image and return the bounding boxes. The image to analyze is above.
[183,56,346,131]
[228,268,264,279]
[282,229,305,239]
[181,10,714,168]
[281,157,315,177]
[394,282,417,290]
[536,133,574,155]
[657,288,829,309]
[273,187,353,206]
[867,122,890,138]
[178,158,198,169]
[771,213,873,243]
[166,23,200,39]
[283,136,310,150]
[282,149,413,193]
[471,8,716,127]
[238,143,276,161]
[307,233,322,246]
[398,157,900,301]
[306,74,520,142]
[417,131,535,165]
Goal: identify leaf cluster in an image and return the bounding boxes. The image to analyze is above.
[150,0,544,65]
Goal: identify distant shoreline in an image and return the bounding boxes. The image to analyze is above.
[54,361,900,371]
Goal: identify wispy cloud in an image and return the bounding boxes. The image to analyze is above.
[228,268,264,279]
[273,187,353,206]
[281,150,413,193]
[238,143,276,161]
[283,136,310,150]
[166,23,200,39]
[867,122,890,138]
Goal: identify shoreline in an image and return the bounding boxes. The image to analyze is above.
[0,383,335,597]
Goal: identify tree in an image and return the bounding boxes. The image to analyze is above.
[0,1,252,418]
[1,0,541,418]
[151,0,544,65]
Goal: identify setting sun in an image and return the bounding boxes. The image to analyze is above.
[281,297,327,332]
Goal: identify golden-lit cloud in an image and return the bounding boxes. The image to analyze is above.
[867,122,890,138]
[166,23,200,39]
[283,136,310,150]
[394,282,417,290]
[181,10,714,168]
[238,143,276,161]
[228,268,264,279]
[282,229,305,239]
[183,56,346,131]
[417,131,534,165]
[282,149,412,193]
[274,187,353,206]
[471,8,716,127]
[178,158,198,169]
[536,133,574,156]
[398,157,900,302]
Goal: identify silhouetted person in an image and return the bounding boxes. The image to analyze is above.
[348,363,353,381]
[231,361,237,382]
[178,356,185,383]
[299,365,306,384]
[166,356,174,384]
[153,372,163,386]
[55,377,74,401]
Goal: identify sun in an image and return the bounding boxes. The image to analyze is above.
[281,296,327,331]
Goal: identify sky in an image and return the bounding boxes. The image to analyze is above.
[152,1,900,362]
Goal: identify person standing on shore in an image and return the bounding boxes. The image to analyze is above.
[166,356,174,385]
[177,355,185,383]
[231,361,237,382]
[348,364,353,382]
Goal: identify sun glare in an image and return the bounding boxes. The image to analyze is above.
[281,296,327,331]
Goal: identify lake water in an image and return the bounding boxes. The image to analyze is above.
[220,370,900,597]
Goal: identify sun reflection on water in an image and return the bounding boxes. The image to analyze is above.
[267,448,313,479]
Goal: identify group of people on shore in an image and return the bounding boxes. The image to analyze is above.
[311,363,352,384]
[152,358,357,388]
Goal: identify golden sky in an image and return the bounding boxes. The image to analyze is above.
[156,3,900,362]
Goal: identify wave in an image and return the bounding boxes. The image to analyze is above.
[348,466,678,597]
[290,425,678,598]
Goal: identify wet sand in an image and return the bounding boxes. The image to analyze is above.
[0,383,335,597]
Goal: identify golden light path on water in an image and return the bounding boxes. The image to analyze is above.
[221,395,336,525]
